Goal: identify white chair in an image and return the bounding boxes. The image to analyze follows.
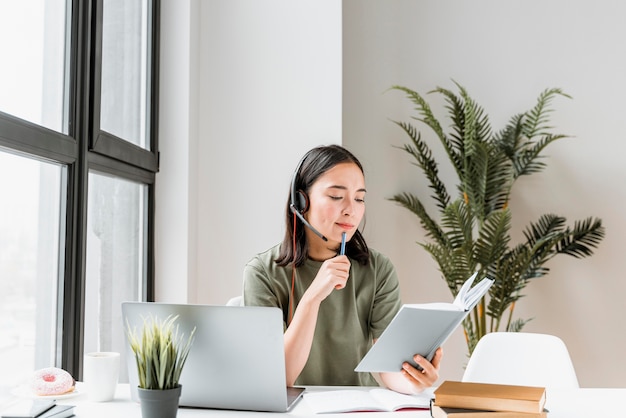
[462,332,579,389]
[226,295,243,306]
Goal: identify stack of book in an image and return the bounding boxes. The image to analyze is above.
[1,399,75,418]
[430,381,548,417]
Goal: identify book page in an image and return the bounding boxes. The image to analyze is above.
[302,389,432,413]
[453,273,494,309]
[453,272,478,308]
[403,302,462,311]
[460,276,494,309]
[303,390,386,413]
[369,388,432,410]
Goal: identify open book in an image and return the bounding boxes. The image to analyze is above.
[302,388,432,413]
[355,272,494,372]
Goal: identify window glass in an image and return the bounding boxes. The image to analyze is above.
[100,0,150,149]
[0,0,70,133]
[0,149,64,402]
[84,171,147,383]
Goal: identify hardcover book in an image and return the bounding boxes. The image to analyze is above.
[433,381,546,414]
[431,404,548,418]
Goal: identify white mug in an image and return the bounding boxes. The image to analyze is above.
[83,351,120,402]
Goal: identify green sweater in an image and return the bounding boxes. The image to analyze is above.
[243,244,401,386]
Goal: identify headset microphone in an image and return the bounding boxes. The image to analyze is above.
[289,203,328,241]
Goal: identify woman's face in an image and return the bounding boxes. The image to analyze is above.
[304,162,366,258]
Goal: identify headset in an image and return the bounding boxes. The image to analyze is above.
[287,151,329,325]
[289,152,328,242]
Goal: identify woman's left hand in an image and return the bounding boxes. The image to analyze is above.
[400,347,443,393]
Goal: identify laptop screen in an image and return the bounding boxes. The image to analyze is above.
[122,302,303,412]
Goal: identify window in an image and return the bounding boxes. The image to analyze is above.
[0,0,69,134]
[100,0,151,149]
[0,0,159,402]
[0,150,65,397]
[84,172,148,383]
[91,0,158,172]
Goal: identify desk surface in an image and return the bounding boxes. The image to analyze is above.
[2,384,625,418]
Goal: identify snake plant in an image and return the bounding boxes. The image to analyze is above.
[126,314,196,390]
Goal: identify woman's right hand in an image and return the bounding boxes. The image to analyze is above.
[284,254,350,385]
[305,255,351,303]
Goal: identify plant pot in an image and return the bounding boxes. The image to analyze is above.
[137,385,182,418]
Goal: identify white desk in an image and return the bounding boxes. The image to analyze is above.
[4,384,626,417]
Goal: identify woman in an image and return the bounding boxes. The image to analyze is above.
[243,145,442,394]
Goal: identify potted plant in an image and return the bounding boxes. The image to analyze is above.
[126,314,196,418]
[388,82,605,354]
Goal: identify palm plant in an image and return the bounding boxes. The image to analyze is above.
[389,82,605,354]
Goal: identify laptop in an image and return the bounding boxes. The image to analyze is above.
[121,302,305,412]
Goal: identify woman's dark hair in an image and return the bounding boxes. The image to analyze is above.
[275,144,370,267]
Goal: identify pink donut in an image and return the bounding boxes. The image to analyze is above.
[31,367,75,396]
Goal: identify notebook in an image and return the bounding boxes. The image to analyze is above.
[121,302,305,412]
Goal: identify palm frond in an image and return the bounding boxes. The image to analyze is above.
[474,209,512,269]
[441,199,474,249]
[494,113,525,154]
[522,88,571,139]
[389,192,446,246]
[513,133,570,177]
[463,141,489,221]
[555,217,606,258]
[391,85,461,179]
[523,213,566,246]
[483,147,514,212]
[456,82,492,158]
[392,121,450,210]
[430,86,465,170]
[390,85,447,143]
[507,317,533,332]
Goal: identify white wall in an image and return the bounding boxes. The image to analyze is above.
[158,0,626,387]
[343,0,626,388]
[155,0,199,302]
[194,0,342,304]
[157,0,342,302]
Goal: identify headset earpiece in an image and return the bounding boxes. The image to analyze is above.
[289,151,328,242]
[295,190,309,213]
[290,152,311,215]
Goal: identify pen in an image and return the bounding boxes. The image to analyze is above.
[340,232,347,255]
